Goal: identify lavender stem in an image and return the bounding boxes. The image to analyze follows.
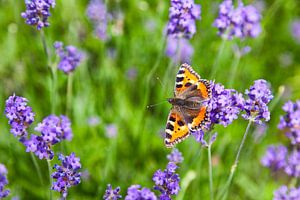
[219,120,252,200]
[47,159,53,200]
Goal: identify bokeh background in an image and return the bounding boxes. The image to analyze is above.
[0,0,300,199]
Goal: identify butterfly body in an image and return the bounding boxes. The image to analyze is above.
[165,64,212,148]
[168,97,203,110]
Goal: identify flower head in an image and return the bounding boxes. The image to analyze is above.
[0,164,10,198]
[125,185,157,200]
[103,184,122,200]
[35,115,73,144]
[167,148,183,163]
[21,0,56,30]
[243,79,273,124]
[153,162,180,199]
[87,116,101,126]
[285,149,300,178]
[105,124,118,138]
[278,100,300,145]
[165,36,194,63]
[23,134,54,160]
[273,185,300,200]
[167,0,201,39]
[208,82,245,127]
[51,153,81,198]
[291,19,300,43]
[261,145,287,171]
[213,0,261,39]
[86,0,109,40]
[54,41,83,74]
[5,95,35,138]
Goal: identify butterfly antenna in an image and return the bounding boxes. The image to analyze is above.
[156,76,165,89]
[146,101,168,109]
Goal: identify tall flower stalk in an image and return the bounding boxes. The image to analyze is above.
[165,0,201,65]
[261,100,300,198]
[219,79,273,199]
[0,164,10,198]
[54,41,83,116]
[212,0,262,84]
[51,153,82,199]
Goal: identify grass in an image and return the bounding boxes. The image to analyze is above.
[0,0,300,199]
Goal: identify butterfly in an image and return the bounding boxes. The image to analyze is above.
[165,63,212,148]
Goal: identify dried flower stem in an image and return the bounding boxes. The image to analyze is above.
[219,120,252,200]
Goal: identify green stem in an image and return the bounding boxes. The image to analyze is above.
[50,64,57,114]
[218,120,252,200]
[210,39,226,79]
[40,30,56,115]
[47,159,53,200]
[40,30,49,66]
[208,142,214,200]
[66,73,73,116]
[262,0,284,27]
[145,36,167,85]
[30,152,44,186]
[269,85,285,113]
[228,54,241,88]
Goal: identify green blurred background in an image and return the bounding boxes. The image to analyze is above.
[0,0,300,199]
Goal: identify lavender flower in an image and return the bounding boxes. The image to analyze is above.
[243,79,273,124]
[54,41,83,74]
[285,149,300,178]
[125,185,157,200]
[51,153,81,198]
[167,0,201,39]
[167,148,183,163]
[191,130,217,147]
[208,82,245,127]
[105,124,118,138]
[0,164,10,198]
[165,36,194,63]
[126,67,138,81]
[23,134,54,159]
[213,0,261,39]
[103,184,122,200]
[5,95,35,138]
[273,185,300,200]
[278,100,300,145]
[152,162,180,200]
[261,145,287,171]
[35,115,73,144]
[86,0,109,40]
[87,116,101,126]
[291,19,300,43]
[21,0,55,30]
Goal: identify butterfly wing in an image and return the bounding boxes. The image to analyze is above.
[174,64,211,130]
[181,106,210,131]
[165,107,190,148]
[175,63,211,100]
[175,63,200,96]
[165,64,212,147]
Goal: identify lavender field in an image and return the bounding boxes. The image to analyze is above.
[0,0,300,199]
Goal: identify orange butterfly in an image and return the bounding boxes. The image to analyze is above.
[165,63,212,148]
